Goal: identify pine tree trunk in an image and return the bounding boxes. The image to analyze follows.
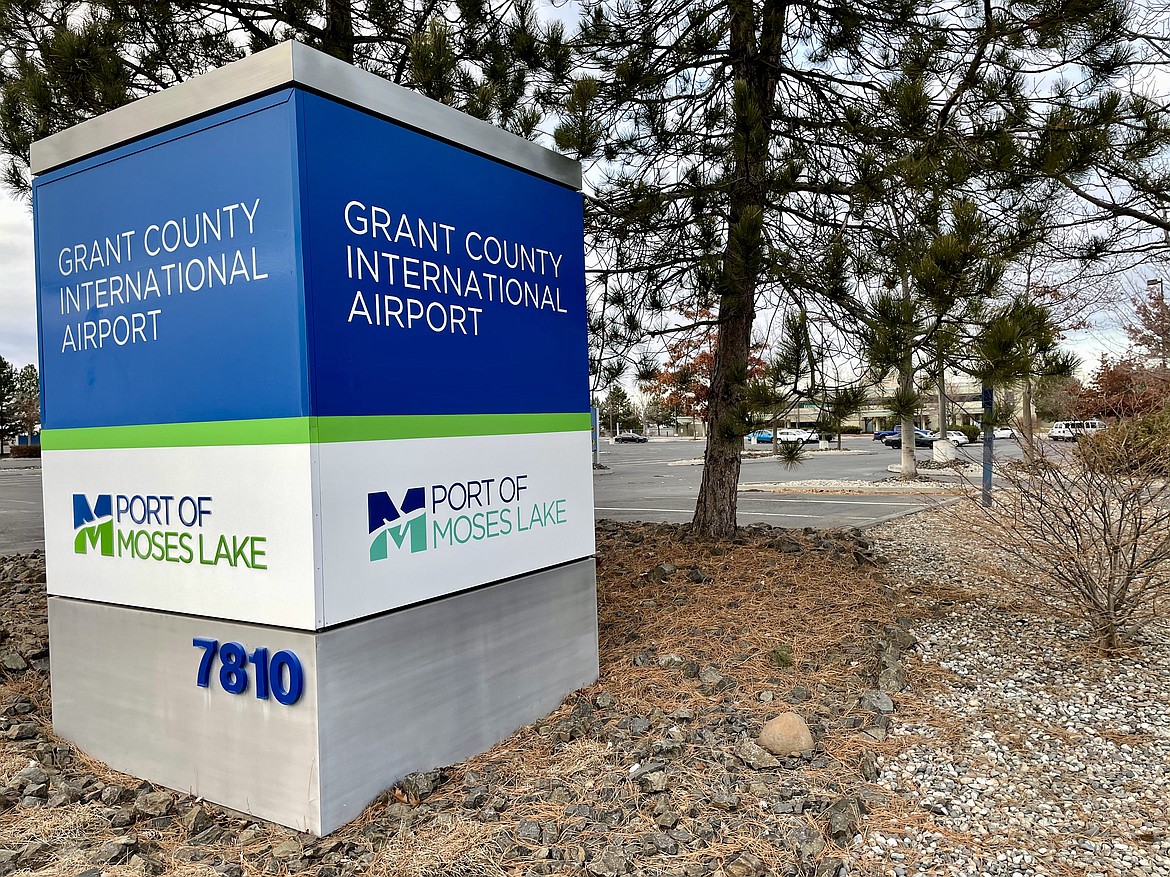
[693,285,755,537]
[324,0,355,64]
[899,363,918,480]
[1021,379,1035,462]
[692,0,778,538]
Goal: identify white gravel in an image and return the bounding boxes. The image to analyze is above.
[740,478,960,494]
[856,510,1170,877]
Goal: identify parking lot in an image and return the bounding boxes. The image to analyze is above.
[593,433,1020,528]
[0,434,1024,552]
[0,463,44,553]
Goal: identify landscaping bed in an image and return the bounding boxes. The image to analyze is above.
[1,511,1167,877]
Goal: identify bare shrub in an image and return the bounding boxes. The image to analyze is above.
[971,416,1170,655]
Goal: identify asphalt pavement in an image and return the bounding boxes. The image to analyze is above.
[592,435,984,529]
[0,435,1022,553]
[0,464,45,553]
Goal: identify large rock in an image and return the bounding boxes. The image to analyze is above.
[180,805,213,837]
[823,797,861,845]
[134,790,174,817]
[783,822,825,862]
[586,846,627,877]
[698,665,724,685]
[271,839,302,860]
[735,739,780,770]
[858,690,894,714]
[758,713,813,756]
[649,563,677,583]
[878,664,907,693]
[722,851,773,877]
[12,764,48,789]
[90,835,137,865]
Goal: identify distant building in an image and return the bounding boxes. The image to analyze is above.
[857,375,1021,432]
[754,375,1026,435]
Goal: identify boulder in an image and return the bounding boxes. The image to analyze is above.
[758,713,814,756]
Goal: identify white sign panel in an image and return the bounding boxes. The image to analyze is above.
[315,430,595,627]
[42,444,319,629]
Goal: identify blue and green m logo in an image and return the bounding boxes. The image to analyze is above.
[367,488,427,559]
[73,494,114,556]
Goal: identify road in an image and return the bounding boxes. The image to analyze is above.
[0,465,45,553]
[593,435,983,529]
[0,435,1022,553]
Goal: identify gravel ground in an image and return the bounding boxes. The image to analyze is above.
[2,511,1168,877]
[739,480,959,494]
[864,510,1170,877]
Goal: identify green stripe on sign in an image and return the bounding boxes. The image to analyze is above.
[312,413,592,442]
[41,418,314,450]
[41,413,592,449]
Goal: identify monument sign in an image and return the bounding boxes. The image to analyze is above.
[33,41,598,834]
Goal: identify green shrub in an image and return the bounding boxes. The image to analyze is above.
[769,645,794,668]
[951,424,980,443]
[10,445,40,458]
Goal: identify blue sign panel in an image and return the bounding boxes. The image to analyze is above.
[34,93,307,430]
[34,87,588,429]
[297,92,588,416]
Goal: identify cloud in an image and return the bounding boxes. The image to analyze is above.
[0,190,36,368]
[1063,323,1130,379]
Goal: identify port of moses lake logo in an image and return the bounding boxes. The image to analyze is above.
[367,488,427,559]
[69,492,268,568]
[367,477,568,562]
[73,494,114,556]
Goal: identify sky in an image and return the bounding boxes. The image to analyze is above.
[0,189,36,368]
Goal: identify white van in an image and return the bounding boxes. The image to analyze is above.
[1047,420,1107,441]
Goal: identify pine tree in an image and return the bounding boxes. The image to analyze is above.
[14,362,39,439]
[599,384,636,434]
[0,355,17,442]
[745,312,819,457]
[559,0,917,533]
[558,0,1169,531]
[969,298,1078,459]
[0,0,569,193]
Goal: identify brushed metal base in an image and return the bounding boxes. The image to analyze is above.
[48,559,598,834]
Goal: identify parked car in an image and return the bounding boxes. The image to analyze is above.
[944,430,969,446]
[979,426,1016,440]
[748,429,774,443]
[776,428,820,444]
[884,432,940,449]
[877,427,932,442]
[614,432,648,443]
[1047,420,1107,441]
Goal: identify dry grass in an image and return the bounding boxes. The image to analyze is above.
[364,813,508,877]
[0,525,915,876]
[0,805,112,848]
[590,525,896,708]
